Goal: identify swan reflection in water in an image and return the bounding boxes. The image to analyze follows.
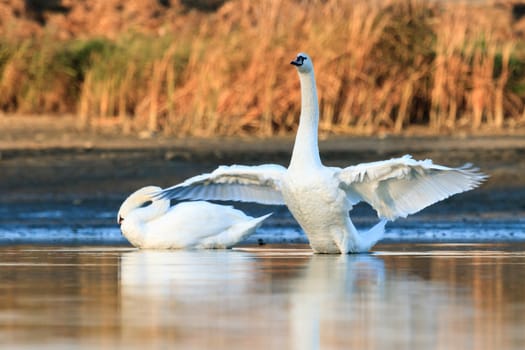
[118,249,485,349]
[119,250,387,349]
[288,254,386,350]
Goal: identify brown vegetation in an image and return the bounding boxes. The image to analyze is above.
[1,0,525,136]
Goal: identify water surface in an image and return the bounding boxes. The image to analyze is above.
[1,244,524,349]
[1,199,524,245]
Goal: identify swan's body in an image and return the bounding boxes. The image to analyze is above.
[154,53,486,254]
[118,186,270,249]
[281,165,386,253]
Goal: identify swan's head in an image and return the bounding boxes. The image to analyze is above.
[290,52,313,73]
[117,186,162,224]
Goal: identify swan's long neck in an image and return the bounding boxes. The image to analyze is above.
[132,199,169,223]
[290,70,321,169]
[121,195,170,246]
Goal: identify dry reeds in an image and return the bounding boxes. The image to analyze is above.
[0,0,524,136]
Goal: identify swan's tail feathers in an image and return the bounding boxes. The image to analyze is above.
[197,213,272,249]
[250,213,273,229]
[356,219,387,252]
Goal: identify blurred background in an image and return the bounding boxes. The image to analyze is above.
[1,0,525,137]
[0,0,524,227]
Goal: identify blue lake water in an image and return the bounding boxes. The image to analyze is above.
[0,199,524,246]
[1,220,524,246]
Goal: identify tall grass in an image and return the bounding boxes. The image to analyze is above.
[0,0,524,136]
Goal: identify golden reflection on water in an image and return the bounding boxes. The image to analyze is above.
[0,244,524,349]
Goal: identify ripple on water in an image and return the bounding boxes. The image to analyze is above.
[1,219,524,246]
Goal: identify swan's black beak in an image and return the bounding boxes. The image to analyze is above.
[291,55,307,66]
[118,215,123,225]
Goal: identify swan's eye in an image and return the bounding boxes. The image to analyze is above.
[139,200,153,208]
[298,55,307,62]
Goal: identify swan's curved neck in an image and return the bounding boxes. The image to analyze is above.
[290,70,321,169]
[122,196,170,245]
[132,199,169,223]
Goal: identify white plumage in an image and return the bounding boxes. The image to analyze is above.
[117,186,270,249]
[155,53,486,253]
[167,164,287,205]
[338,155,484,220]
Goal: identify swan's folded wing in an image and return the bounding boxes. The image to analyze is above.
[153,164,287,205]
[337,155,487,220]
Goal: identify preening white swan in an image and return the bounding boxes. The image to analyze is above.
[154,53,487,254]
[118,186,271,249]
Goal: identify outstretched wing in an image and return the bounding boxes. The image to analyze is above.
[153,164,287,205]
[337,155,487,220]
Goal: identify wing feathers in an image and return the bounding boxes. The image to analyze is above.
[154,164,287,205]
[154,155,485,218]
[339,155,487,220]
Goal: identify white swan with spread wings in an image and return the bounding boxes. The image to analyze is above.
[154,53,486,253]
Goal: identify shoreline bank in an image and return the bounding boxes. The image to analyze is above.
[1,117,524,216]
